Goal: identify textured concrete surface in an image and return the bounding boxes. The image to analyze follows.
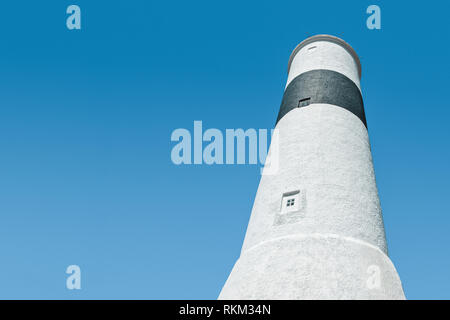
[219,234,405,299]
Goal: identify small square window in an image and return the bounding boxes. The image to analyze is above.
[298,98,311,107]
[281,191,301,214]
[274,190,306,226]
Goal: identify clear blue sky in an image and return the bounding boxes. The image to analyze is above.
[0,0,448,299]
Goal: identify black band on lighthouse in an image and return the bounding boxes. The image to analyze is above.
[276,69,367,127]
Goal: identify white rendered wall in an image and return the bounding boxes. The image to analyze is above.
[219,233,404,299]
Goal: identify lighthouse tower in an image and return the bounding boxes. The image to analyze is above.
[219,35,405,299]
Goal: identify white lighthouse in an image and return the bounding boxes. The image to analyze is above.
[219,35,405,299]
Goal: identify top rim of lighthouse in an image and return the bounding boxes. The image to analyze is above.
[287,35,362,79]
